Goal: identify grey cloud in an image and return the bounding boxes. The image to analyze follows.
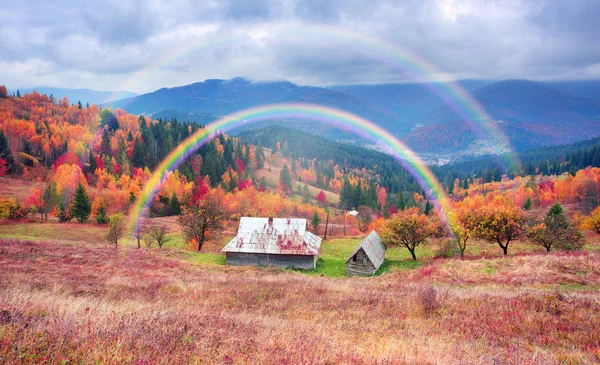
[1,0,599,92]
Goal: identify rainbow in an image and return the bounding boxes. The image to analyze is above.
[127,103,454,234]
[110,23,520,171]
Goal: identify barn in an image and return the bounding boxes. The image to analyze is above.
[345,230,386,276]
[222,217,322,270]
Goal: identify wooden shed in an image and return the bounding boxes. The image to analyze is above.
[346,230,386,276]
[222,217,322,270]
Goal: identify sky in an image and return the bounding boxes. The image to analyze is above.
[1,0,599,93]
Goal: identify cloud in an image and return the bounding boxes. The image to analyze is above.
[0,0,599,92]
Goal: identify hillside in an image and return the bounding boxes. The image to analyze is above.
[14,87,137,105]
[404,80,600,153]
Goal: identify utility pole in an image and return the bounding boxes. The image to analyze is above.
[323,208,330,240]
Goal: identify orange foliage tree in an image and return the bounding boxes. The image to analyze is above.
[383,209,440,261]
[474,204,524,255]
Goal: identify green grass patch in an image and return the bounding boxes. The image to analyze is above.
[185,252,226,266]
[559,282,590,291]
[307,237,433,277]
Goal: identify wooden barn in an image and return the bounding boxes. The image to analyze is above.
[222,217,322,270]
[345,230,386,276]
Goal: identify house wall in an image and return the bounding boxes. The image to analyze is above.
[226,252,317,270]
[346,249,377,276]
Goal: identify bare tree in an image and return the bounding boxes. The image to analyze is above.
[132,218,146,249]
[147,225,169,248]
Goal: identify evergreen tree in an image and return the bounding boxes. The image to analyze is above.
[302,184,311,204]
[71,183,92,223]
[424,200,432,215]
[523,197,533,210]
[0,130,14,172]
[310,211,321,235]
[96,206,108,224]
[101,128,112,156]
[169,193,181,216]
[279,164,292,191]
[131,139,145,168]
[87,150,97,174]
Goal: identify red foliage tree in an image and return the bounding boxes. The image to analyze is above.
[189,176,210,205]
[0,158,7,177]
[317,190,327,203]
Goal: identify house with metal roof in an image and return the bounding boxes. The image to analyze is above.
[345,230,386,276]
[222,217,322,270]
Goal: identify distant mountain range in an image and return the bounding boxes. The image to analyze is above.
[103,77,404,134]
[14,87,138,105]
[101,77,600,156]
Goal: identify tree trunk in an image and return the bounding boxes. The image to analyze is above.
[198,230,205,251]
[545,245,551,253]
[137,237,141,249]
[408,248,417,261]
[501,244,508,255]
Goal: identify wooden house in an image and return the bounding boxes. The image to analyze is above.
[222,217,322,270]
[345,230,386,276]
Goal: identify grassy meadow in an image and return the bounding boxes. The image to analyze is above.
[1,218,600,364]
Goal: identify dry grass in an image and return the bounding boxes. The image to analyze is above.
[0,176,40,201]
[1,237,600,364]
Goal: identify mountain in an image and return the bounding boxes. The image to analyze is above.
[15,87,137,105]
[103,77,600,157]
[541,80,600,100]
[424,79,600,125]
[404,80,600,153]
[331,80,493,124]
[103,77,407,134]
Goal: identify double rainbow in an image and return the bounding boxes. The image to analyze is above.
[110,23,519,171]
[127,103,454,234]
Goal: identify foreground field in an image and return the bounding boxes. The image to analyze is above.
[1,235,600,364]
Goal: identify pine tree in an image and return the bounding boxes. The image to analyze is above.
[87,150,97,174]
[523,197,532,210]
[96,206,108,224]
[424,200,432,215]
[279,164,292,192]
[71,183,92,223]
[0,130,14,172]
[311,211,321,235]
[302,184,311,204]
[132,139,145,168]
[101,128,112,156]
[169,193,181,216]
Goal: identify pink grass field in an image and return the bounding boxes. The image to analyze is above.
[1,237,600,364]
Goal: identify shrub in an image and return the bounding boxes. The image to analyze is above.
[436,239,459,259]
[96,206,108,224]
[147,225,169,248]
[418,285,441,316]
[106,213,125,245]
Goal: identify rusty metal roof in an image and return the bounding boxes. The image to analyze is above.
[222,217,322,255]
[345,230,386,269]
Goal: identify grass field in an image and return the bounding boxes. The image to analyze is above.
[1,220,600,364]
